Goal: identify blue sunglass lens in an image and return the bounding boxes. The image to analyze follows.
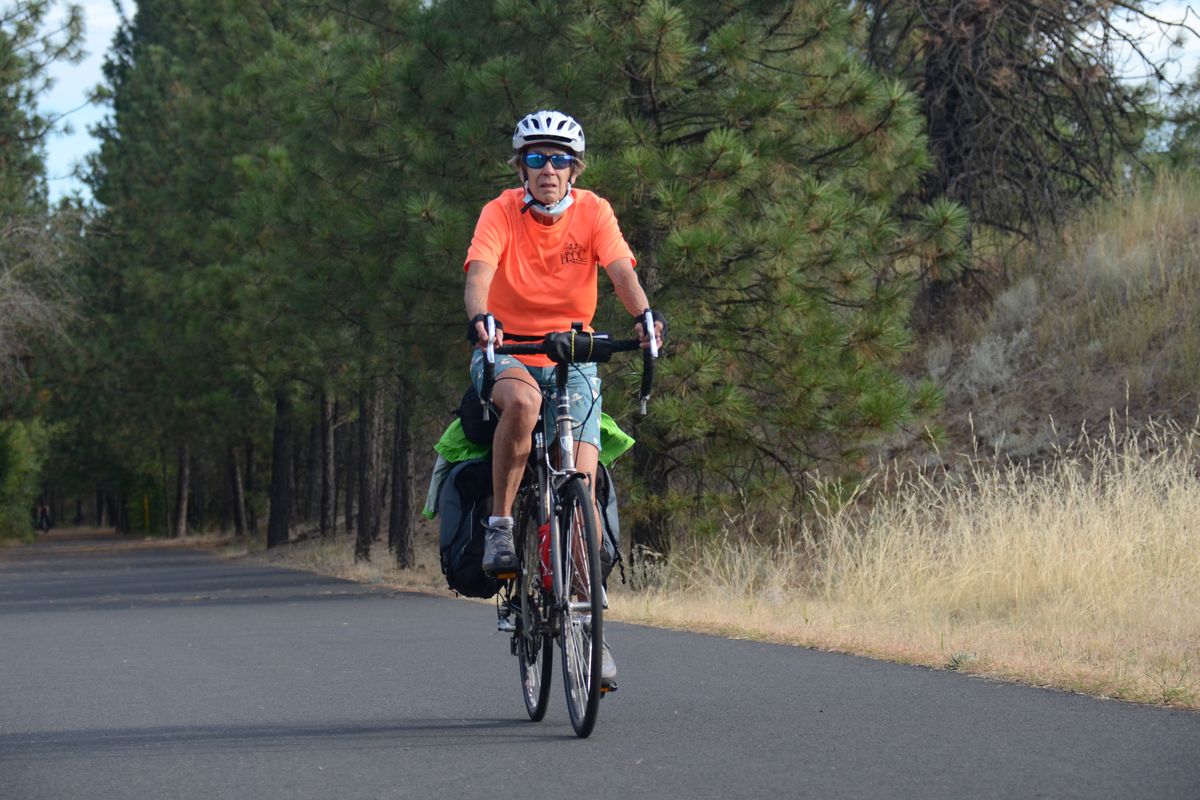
[524,153,574,169]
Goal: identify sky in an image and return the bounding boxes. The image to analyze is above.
[39,0,130,202]
[35,0,1200,204]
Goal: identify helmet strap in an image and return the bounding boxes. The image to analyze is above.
[520,178,574,217]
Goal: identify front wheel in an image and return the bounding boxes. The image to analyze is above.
[515,492,552,721]
[558,478,604,738]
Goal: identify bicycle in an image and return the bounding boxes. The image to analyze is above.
[479,312,657,738]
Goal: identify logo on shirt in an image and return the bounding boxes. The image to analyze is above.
[561,242,588,266]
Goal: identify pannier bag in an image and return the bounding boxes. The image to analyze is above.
[595,463,622,582]
[430,407,635,595]
[437,457,623,596]
[438,458,499,599]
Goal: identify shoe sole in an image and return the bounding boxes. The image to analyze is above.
[483,554,520,578]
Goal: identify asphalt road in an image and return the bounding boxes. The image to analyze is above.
[1,530,1197,800]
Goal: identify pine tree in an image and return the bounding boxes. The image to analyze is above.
[433,0,961,553]
[861,0,1189,244]
[0,1,83,387]
[75,0,285,535]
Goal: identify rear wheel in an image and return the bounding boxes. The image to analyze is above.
[558,478,604,738]
[514,492,552,721]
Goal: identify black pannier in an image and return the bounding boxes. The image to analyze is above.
[438,458,498,599]
[438,456,623,596]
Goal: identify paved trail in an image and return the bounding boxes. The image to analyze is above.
[1,530,1197,799]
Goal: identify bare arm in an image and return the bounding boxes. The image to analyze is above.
[605,258,649,317]
[606,258,663,348]
[465,260,499,347]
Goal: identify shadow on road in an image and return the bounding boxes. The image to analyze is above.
[0,717,556,758]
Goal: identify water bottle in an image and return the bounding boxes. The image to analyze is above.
[538,522,552,590]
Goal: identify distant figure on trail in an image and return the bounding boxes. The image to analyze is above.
[36,503,51,533]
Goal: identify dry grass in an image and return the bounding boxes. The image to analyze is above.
[918,171,1200,460]
[234,421,1199,709]
[1049,172,1200,410]
[228,517,451,596]
[613,420,1200,708]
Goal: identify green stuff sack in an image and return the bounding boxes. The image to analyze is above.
[599,414,634,467]
[433,413,633,467]
[434,418,490,464]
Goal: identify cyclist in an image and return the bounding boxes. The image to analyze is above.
[464,109,664,687]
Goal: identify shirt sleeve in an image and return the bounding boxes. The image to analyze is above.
[593,197,637,270]
[464,198,508,271]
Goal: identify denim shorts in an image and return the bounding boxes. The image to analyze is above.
[470,350,602,449]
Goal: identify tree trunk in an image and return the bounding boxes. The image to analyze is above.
[245,438,259,536]
[173,443,190,538]
[388,378,415,567]
[343,413,356,536]
[288,419,300,526]
[320,392,335,538]
[305,415,320,523]
[107,493,123,534]
[229,445,248,537]
[267,388,293,548]
[160,444,171,534]
[355,382,382,562]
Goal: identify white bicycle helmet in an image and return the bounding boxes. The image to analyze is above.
[512,110,585,155]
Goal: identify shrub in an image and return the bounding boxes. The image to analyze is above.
[0,420,49,543]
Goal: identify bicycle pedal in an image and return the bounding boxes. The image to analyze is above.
[494,570,518,581]
[600,681,618,695]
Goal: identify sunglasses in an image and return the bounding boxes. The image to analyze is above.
[523,152,576,170]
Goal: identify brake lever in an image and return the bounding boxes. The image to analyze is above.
[640,309,657,415]
[482,314,496,421]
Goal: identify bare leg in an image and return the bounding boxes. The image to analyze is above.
[573,441,600,507]
[489,368,542,517]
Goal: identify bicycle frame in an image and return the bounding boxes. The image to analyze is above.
[480,315,658,736]
[526,360,589,607]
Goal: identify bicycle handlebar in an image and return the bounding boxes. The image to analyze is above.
[479,316,657,416]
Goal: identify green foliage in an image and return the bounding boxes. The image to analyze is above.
[861,0,1164,240]
[1159,67,1200,171]
[0,2,84,387]
[463,0,959,507]
[46,0,976,549]
[0,1,84,212]
[0,420,49,541]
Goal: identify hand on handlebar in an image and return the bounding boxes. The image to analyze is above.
[469,313,504,350]
[634,308,667,354]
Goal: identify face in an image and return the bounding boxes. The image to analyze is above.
[522,145,574,206]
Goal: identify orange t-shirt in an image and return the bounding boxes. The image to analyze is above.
[465,187,636,366]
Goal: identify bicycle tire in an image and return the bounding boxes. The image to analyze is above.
[558,478,604,738]
[514,491,553,721]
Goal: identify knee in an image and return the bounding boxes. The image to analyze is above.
[507,388,541,423]
[496,382,541,426]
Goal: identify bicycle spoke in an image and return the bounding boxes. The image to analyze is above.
[515,492,551,721]
[558,479,604,737]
